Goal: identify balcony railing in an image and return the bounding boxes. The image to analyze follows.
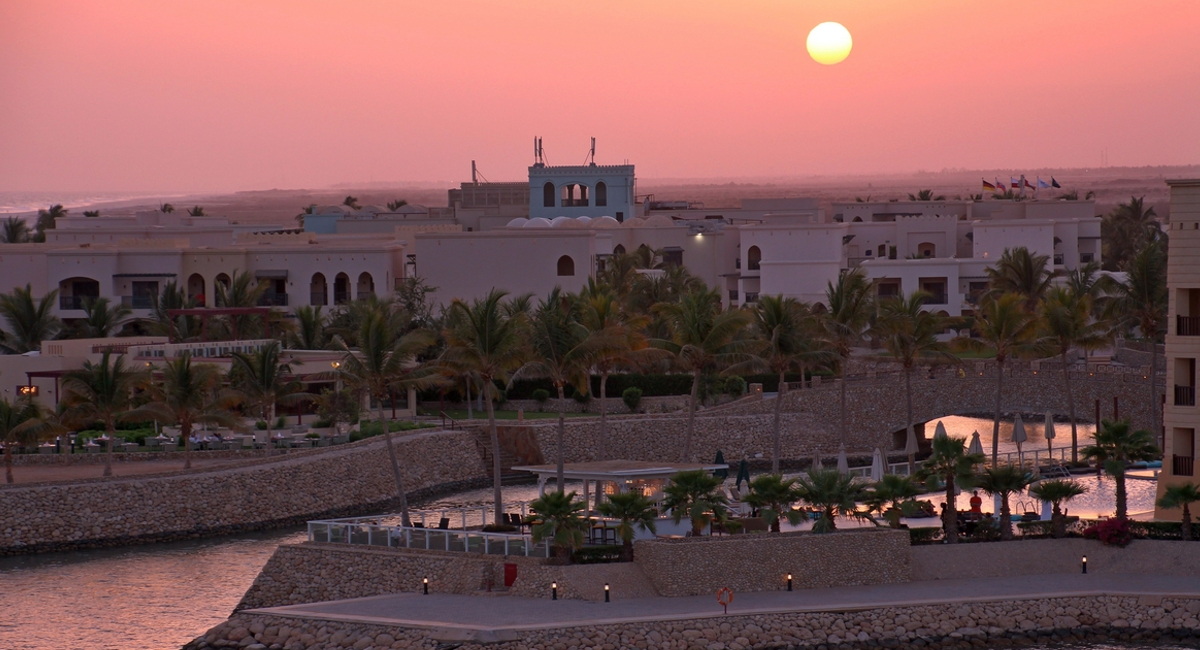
[560,198,588,207]
[922,293,948,306]
[310,292,327,306]
[357,291,375,301]
[59,296,91,310]
[1173,455,1195,477]
[334,291,351,305]
[1175,385,1196,407]
[1178,316,1200,336]
[257,293,288,307]
[121,295,154,309]
[1053,253,1065,265]
[744,292,759,303]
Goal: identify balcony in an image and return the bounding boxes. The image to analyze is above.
[1053,253,1065,265]
[357,291,375,301]
[121,295,154,309]
[744,292,759,303]
[1175,385,1196,407]
[922,293,948,306]
[1173,455,1195,477]
[334,291,351,305]
[59,296,91,310]
[729,289,738,301]
[1179,316,1200,336]
[258,293,289,307]
[560,199,588,207]
[310,292,327,306]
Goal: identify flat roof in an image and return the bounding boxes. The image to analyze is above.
[511,460,727,481]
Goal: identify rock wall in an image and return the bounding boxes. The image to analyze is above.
[633,528,911,597]
[0,429,486,555]
[188,594,1200,650]
[910,538,1200,581]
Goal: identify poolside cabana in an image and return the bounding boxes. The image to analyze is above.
[512,460,729,507]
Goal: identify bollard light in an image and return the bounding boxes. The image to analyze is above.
[1081,556,1087,574]
[552,581,558,600]
[787,573,793,592]
[604,583,610,603]
[423,576,429,595]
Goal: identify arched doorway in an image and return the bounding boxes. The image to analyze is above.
[310,273,327,306]
[356,272,374,300]
[543,182,555,208]
[58,277,100,311]
[187,273,206,307]
[918,242,936,257]
[596,181,607,207]
[214,273,231,307]
[557,255,575,276]
[747,245,762,271]
[334,273,350,305]
[613,244,626,256]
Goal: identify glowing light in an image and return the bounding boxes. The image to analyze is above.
[806,22,852,65]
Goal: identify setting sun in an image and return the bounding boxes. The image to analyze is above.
[807,21,853,65]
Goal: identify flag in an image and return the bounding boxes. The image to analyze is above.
[1051,177,1061,188]
[982,179,996,192]
[1037,178,1051,189]
[1011,177,1020,188]
[996,178,1006,192]
[1024,178,1036,190]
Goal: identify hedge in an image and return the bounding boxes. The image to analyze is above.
[419,371,830,402]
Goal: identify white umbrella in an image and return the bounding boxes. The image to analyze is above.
[870,447,885,481]
[1011,414,1028,469]
[904,424,920,475]
[933,420,949,441]
[967,430,984,456]
[811,451,823,474]
[1044,412,1056,456]
[836,444,849,475]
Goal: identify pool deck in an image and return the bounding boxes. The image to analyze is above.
[247,573,1200,642]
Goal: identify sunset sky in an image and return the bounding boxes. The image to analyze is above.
[2,0,1198,192]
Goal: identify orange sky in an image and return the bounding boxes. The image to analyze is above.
[1,0,1198,192]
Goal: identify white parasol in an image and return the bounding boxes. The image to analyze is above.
[1044,412,1056,457]
[811,450,823,474]
[1011,414,1028,469]
[904,424,920,474]
[967,430,984,456]
[870,447,885,482]
[933,420,949,441]
[837,444,849,475]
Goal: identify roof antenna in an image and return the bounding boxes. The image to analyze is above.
[585,137,596,165]
[471,160,477,184]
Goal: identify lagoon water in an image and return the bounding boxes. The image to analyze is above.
[0,417,1155,650]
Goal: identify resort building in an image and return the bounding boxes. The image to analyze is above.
[1156,178,1200,518]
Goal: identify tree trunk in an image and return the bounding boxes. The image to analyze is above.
[684,371,699,463]
[622,538,634,562]
[944,475,958,543]
[1183,504,1193,541]
[555,384,566,493]
[1051,503,1065,538]
[839,354,848,447]
[1115,470,1128,520]
[378,396,411,526]
[265,403,275,457]
[999,494,1013,540]
[465,380,472,420]
[905,364,915,475]
[991,359,1005,466]
[596,372,608,512]
[4,442,12,484]
[103,421,114,478]
[772,370,784,474]
[1062,350,1079,464]
[486,382,504,526]
[182,416,193,470]
[1150,342,1160,447]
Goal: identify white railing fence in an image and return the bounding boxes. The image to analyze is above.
[307,519,550,557]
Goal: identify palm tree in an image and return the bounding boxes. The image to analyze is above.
[515,288,621,489]
[159,203,175,213]
[1040,287,1107,462]
[975,464,1033,540]
[386,199,408,211]
[146,281,201,341]
[186,206,206,217]
[741,296,828,473]
[918,433,983,543]
[61,351,146,477]
[129,354,240,469]
[34,204,67,240]
[597,491,658,560]
[2,216,30,243]
[528,490,587,561]
[652,288,755,462]
[743,474,803,532]
[214,270,269,339]
[865,474,921,528]
[793,467,869,533]
[822,269,874,448]
[1082,418,1160,519]
[0,285,62,353]
[442,289,528,526]
[82,210,100,217]
[1156,483,1200,541]
[907,189,945,201]
[290,305,328,350]
[335,312,438,526]
[1,397,56,484]
[295,204,316,228]
[959,293,1049,464]
[70,297,132,339]
[343,195,361,210]
[1102,196,1160,271]
[986,247,1055,309]
[229,342,311,458]
[875,291,954,472]
[1029,479,1088,538]
[661,469,729,536]
[1106,240,1168,437]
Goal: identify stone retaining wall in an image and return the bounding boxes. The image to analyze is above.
[634,528,911,597]
[503,394,692,415]
[9,447,281,466]
[910,538,1200,581]
[0,429,486,555]
[187,594,1200,650]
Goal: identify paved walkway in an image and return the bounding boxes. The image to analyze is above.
[250,573,1200,634]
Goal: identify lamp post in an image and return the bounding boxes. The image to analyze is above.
[786,573,793,592]
[551,581,557,600]
[604,583,610,602]
[423,576,429,595]
[1081,556,1087,574]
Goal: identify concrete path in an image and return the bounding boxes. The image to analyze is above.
[249,573,1200,635]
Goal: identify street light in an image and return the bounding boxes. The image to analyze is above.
[604,583,610,602]
[1081,556,1087,574]
[423,577,429,594]
[787,573,793,592]
[551,581,557,600]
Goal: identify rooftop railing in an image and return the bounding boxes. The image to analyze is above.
[307,518,550,557]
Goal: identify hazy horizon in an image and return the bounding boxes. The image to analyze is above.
[3,1,1198,193]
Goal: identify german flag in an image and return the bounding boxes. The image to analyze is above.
[982,179,997,192]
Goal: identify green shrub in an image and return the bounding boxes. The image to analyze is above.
[304,432,320,439]
[275,416,286,429]
[1129,520,1183,540]
[255,420,267,430]
[532,389,550,410]
[899,499,936,518]
[723,375,746,396]
[908,527,943,545]
[622,386,643,412]
[572,390,590,404]
[493,388,506,406]
[311,418,332,429]
[481,524,517,533]
[571,545,624,564]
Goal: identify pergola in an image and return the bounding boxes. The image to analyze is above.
[512,460,729,506]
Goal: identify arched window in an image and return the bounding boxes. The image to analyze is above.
[334,272,350,305]
[852,216,863,222]
[543,182,555,208]
[747,245,762,271]
[877,244,886,257]
[187,273,206,307]
[310,272,327,306]
[557,255,575,276]
[214,273,231,307]
[917,242,936,257]
[596,181,607,207]
[613,244,626,256]
[357,272,375,300]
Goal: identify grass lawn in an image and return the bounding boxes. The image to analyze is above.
[419,409,595,420]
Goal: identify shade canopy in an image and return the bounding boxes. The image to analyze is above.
[904,424,920,455]
[1044,413,1056,441]
[933,421,949,441]
[968,430,984,456]
[735,459,751,490]
[811,451,823,473]
[713,450,728,479]
[1011,414,1028,444]
[836,445,849,475]
[870,447,885,481]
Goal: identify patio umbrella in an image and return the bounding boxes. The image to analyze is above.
[1043,412,1056,457]
[1011,413,1028,468]
[967,430,984,456]
[735,459,751,490]
[904,424,920,475]
[836,444,849,475]
[870,447,885,481]
[933,420,949,441]
[811,451,823,474]
[713,450,729,479]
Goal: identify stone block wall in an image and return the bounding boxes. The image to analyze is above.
[910,538,1200,581]
[632,528,911,597]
